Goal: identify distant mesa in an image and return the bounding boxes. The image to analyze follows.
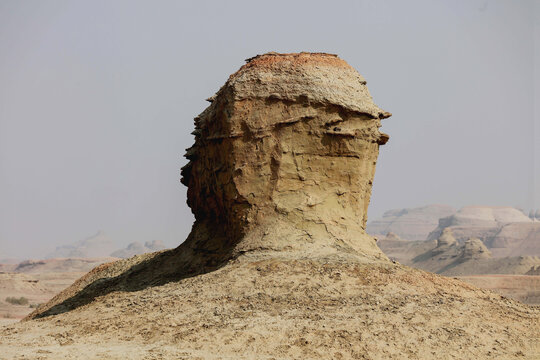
[427,206,532,242]
[110,240,167,259]
[486,222,540,257]
[427,206,539,258]
[367,204,455,241]
[0,238,168,275]
[370,205,538,259]
[376,205,540,263]
[380,226,540,277]
[44,231,168,261]
[11,258,115,274]
[46,230,116,259]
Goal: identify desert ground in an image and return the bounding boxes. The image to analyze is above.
[457,274,540,305]
[0,271,84,321]
[0,252,537,359]
[1,257,539,326]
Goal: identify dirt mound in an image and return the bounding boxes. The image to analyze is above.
[1,255,538,359]
[1,53,538,359]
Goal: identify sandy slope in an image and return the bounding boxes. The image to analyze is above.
[0,251,538,359]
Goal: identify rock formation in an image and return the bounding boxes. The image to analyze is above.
[435,227,458,250]
[383,232,402,242]
[528,209,540,221]
[180,52,391,262]
[46,231,116,259]
[110,240,167,259]
[374,205,538,258]
[526,265,540,275]
[383,230,540,277]
[375,232,436,264]
[425,206,538,258]
[427,206,532,243]
[379,227,540,278]
[367,204,455,241]
[487,222,540,257]
[461,238,492,260]
[3,53,538,359]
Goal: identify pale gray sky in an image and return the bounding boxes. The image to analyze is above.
[1,0,538,259]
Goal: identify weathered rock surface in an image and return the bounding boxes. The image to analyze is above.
[2,53,538,359]
[367,204,455,241]
[180,52,390,262]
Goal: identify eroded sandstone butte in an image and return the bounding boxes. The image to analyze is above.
[180,52,391,261]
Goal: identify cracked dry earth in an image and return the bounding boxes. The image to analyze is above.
[1,253,538,359]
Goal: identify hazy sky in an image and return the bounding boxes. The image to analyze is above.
[1,0,538,259]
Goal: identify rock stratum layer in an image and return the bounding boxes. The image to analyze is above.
[1,53,538,359]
